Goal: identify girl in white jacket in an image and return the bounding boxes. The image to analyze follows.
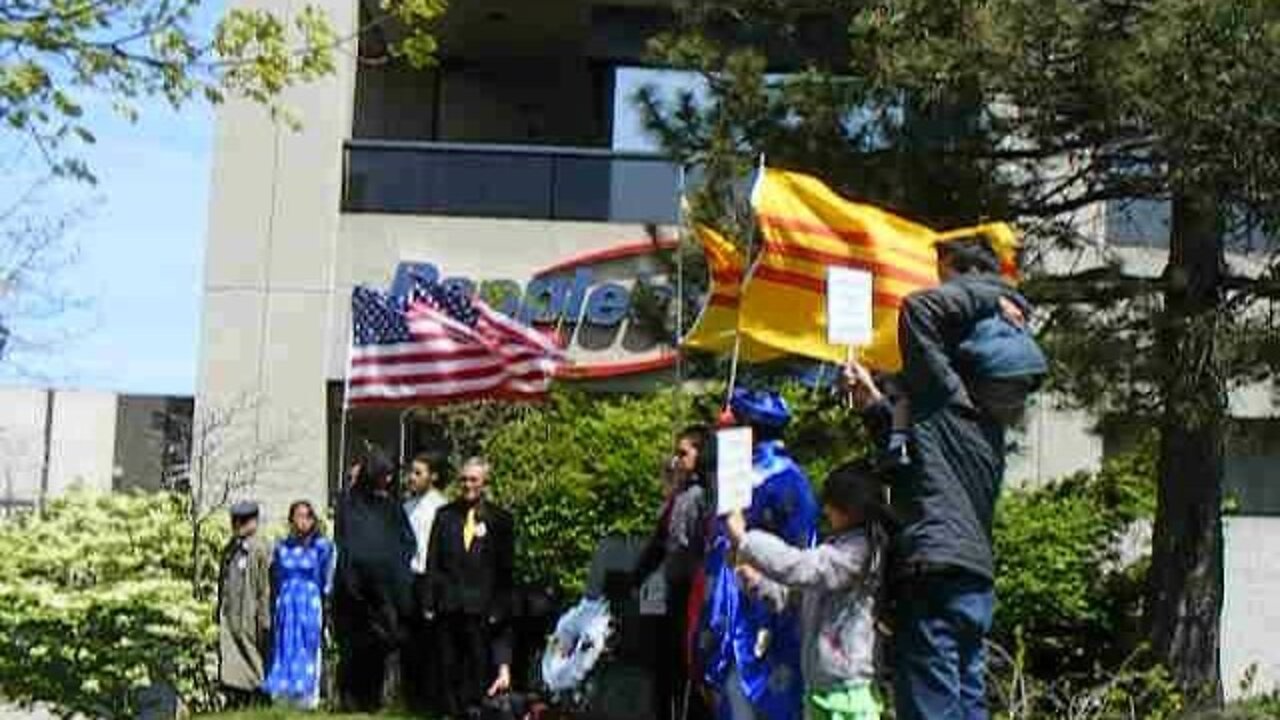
[726,460,891,720]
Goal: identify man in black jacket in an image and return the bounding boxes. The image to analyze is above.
[848,237,1031,720]
[332,445,416,712]
[427,456,515,718]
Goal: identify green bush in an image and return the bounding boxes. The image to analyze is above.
[0,491,224,718]
[993,446,1157,683]
[485,391,676,593]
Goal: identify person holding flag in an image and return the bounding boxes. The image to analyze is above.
[700,389,819,720]
[842,234,1045,720]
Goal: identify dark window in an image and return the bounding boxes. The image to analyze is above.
[1226,419,1280,516]
[344,141,680,223]
[1104,416,1280,517]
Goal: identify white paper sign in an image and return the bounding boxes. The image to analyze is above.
[827,266,875,347]
[716,426,754,516]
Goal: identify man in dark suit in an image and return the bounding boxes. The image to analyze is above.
[427,456,515,718]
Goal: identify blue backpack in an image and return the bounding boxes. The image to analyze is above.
[957,313,1048,425]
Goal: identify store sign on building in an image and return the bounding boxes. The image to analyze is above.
[390,240,686,379]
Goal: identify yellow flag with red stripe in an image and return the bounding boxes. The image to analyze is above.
[740,168,1018,371]
[682,224,784,362]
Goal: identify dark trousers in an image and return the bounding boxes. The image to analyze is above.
[336,632,393,712]
[404,574,441,714]
[655,580,711,720]
[893,569,995,720]
[439,612,493,717]
[333,565,405,712]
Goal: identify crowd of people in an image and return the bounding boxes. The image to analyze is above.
[212,234,1045,720]
[634,235,1045,720]
[215,450,516,717]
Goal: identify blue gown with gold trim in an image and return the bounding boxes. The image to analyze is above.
[700,440,819,720]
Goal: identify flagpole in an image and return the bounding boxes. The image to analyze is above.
[673,163,688,438]
[322,207,353,500]
[673,164,692,720]
[724,153,767,409]
[336,295,355,494]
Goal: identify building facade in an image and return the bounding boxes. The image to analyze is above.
[0,387,192,513]
[196,0,1279,694]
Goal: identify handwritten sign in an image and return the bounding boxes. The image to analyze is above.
[715,426,754,516]
[826,266,874,347]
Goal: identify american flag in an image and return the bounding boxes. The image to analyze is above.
[347,278,565,406]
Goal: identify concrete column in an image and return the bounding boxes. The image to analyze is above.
[196,0,358,520]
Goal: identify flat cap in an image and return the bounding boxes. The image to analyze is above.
[229,500,260,519]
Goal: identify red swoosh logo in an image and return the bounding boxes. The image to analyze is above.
[530,238,682,379]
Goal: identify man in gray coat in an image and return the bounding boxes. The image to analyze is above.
[216,501,272,708]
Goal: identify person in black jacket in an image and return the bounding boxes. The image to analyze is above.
[845,237,1032,720]
[427,456,515,718]
[332,445,416,712]
[632,425,713,720]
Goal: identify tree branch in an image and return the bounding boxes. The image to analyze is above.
[1024,268,1164,304]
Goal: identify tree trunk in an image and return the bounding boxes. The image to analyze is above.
[1147,189,1225,704]
[191,511,204,600]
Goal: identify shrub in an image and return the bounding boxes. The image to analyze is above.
[0,491,224,718]
[988,640,1186,720]
[485,390,677,594]
[993,445,1158,686]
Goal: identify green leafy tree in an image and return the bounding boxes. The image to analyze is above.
[0,0,446,369]
[484,391,676,594]
[0,491,224,718]
[0,0,446,181]
[637,0,1280,702]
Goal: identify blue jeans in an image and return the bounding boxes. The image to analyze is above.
[892,569,995,720]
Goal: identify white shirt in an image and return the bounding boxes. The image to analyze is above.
[403,488,447,575]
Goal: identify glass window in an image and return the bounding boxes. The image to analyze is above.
[345,143,679,222]
[1226,419,1280,516]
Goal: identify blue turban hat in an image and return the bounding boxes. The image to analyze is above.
[729,387,792,430]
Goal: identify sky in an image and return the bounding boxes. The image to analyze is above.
[0,0,224,397]
[0,96,212,394]
[0,96,213,396]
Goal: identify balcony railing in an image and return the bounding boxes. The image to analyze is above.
[343,140,681,223]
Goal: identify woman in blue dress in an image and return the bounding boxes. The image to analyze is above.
[264,500,335,709]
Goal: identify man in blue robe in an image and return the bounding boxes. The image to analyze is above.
[700,388,819,720]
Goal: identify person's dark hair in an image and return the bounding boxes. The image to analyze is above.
[936,237,1001,275]
[231,514,257,531]
[288,499,324,539]
[412,450,451,489]
[678,424,710,480]
[822,459,897,575]
[355,444,397,492]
